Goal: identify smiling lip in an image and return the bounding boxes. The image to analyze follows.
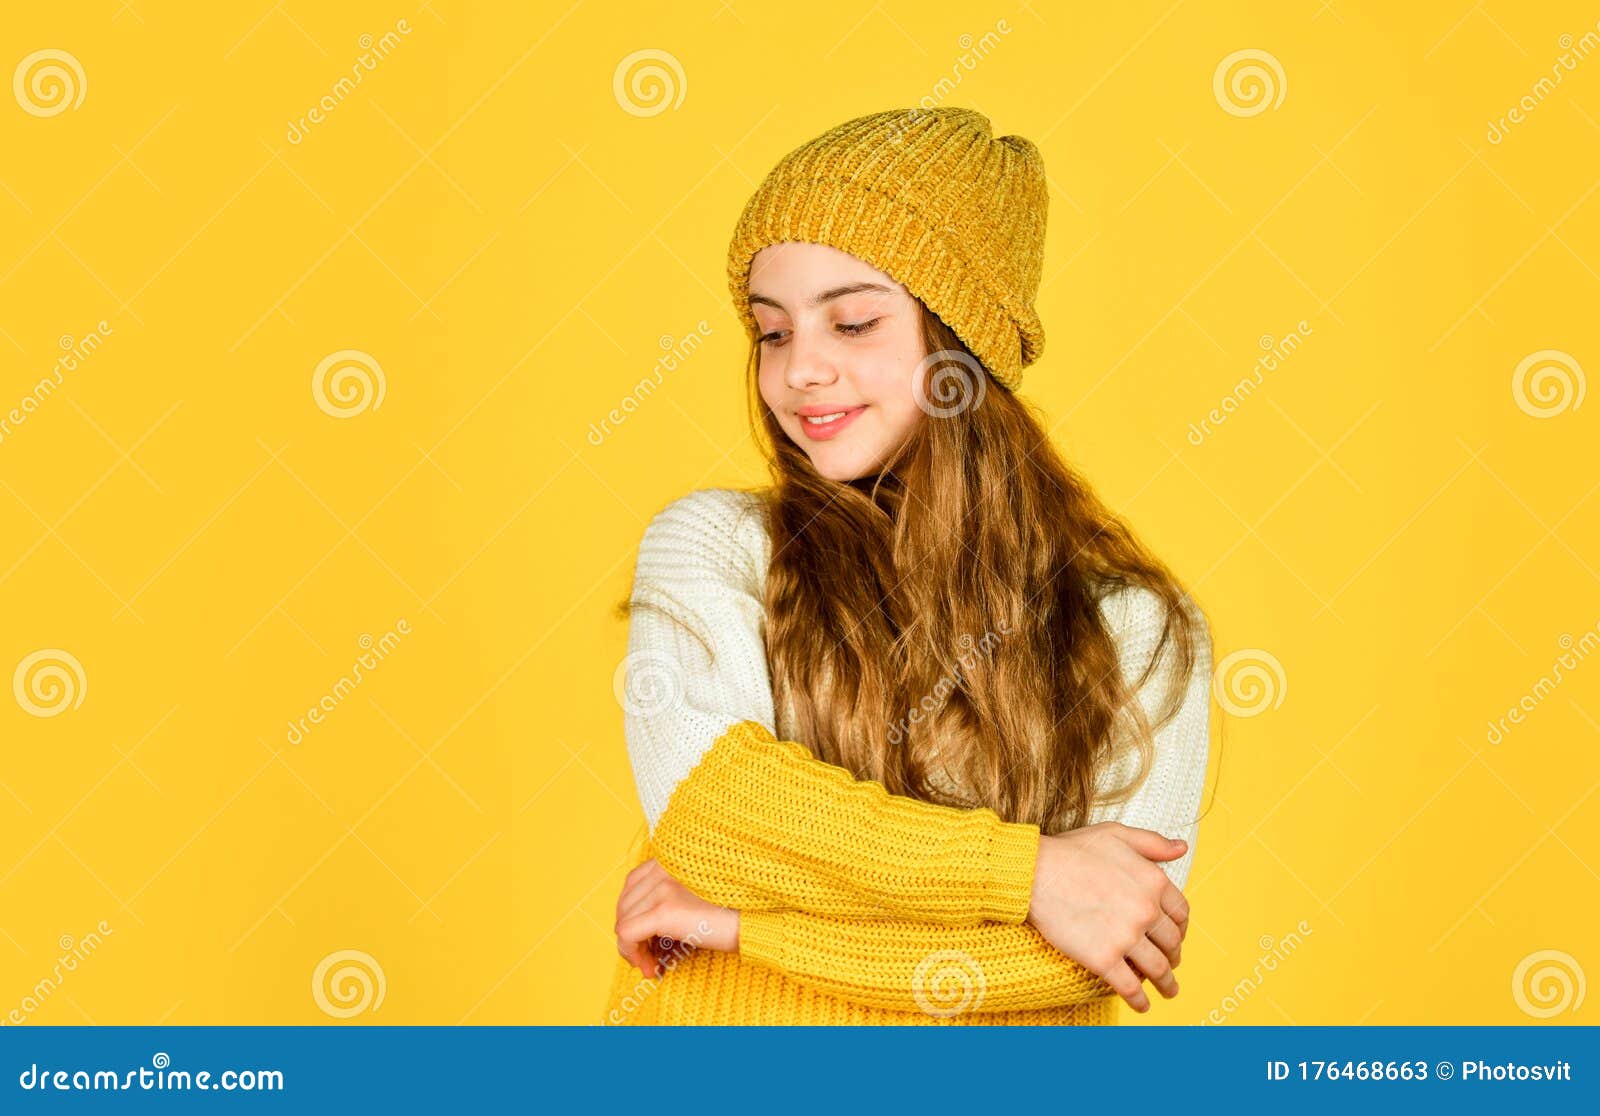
[796,405,866,441]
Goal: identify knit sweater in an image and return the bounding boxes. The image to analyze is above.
[602,487,1213,1025]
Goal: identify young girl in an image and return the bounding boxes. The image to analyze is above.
[605,106,1214,1026]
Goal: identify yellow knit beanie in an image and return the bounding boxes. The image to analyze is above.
[727,106,1048,390]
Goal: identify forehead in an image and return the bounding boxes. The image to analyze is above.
[749,241,902,292]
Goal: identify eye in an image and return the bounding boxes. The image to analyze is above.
[758,330,788,347]
[837,318,881,336]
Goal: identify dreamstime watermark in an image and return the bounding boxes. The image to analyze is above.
[0,322,115,449]
[912,949,987,1017]
[612,48,686,117]
[887,20,1013,142]
[13,49,85,117]
[286,23,413,144]
[912,348,989,418]
[312,349,386,417]
[1511,949,1586,1018]
[1185,321,1314,446]
[284,621,411,745]
[13,648,87,718]
[1213,49,1286,117]
[1211,648,1286,717]
[1484,622,1600,745]
[2,921,113,1026]
[1200,920,1314,1024]
[586,322,714,446]
[605,920,712,1023]
[311,949,386,1019]
[1511,349,1585,418]
[613,650,685,718]
[887,622,1012,746]
[1487,27,1600,144]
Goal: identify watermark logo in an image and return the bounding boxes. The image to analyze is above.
[286,22,412,145]
[1213,49,1286,117]
[586,321,713,446]
[13,649,86,718]
[912,949,986,1017]
[1185,321,1314,446]
[311,949,386,1019]
[1201,920,1313,1024]
[888,622,1011,746]
[613,650,684,717]
[1487,27,1600,144]
[0,321,116,450]
[3,921,113,1025]
[13,49,86,117]
[1511,349,1585,418]
[1511,949,1585,1018]
[913,348,988,418]
[887,20,1014,143]
[285,621,411,745]
[613,49,686,117]
[1211,648,1286,717]
[312,349,386,418]
[1485,624,1599,745]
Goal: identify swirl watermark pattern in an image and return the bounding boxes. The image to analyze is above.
[612,49,686,117]
[312,349,387,418]
[913,348,988,418]
[1511,949,1585,1019]
[1511,349,1585,418]
[613,650,684,717]
[311,949,386,1019]
[1213,49,1286,117]
[13,49,86,117]
[1211,648,1286,717]
[13,649,87,718]
[912,949,987,1017]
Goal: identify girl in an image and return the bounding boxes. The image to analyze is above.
[605,106,1215,1025]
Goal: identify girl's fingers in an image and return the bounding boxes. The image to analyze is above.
[1160,882,1190,939]
[616,879,669,925]
[1145,912,1182,968]
[1099,959,1151,1014]
[1127,938,1178,1000]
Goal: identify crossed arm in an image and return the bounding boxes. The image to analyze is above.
[617,489,1211,1013]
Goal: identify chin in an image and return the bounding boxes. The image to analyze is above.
[806,451,878,484]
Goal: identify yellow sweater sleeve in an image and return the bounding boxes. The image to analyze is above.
[649,719,1042,925]
[736,909,1114,1013]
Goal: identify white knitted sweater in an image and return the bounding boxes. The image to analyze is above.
[621,486,1214,889]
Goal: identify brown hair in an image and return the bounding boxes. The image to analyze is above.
[744,302,1218,834]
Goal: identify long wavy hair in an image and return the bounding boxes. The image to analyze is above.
[739,301,1217,836]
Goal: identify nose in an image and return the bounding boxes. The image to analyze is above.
[781,324,839,392]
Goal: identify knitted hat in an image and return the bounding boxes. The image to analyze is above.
[727,106,1048,390]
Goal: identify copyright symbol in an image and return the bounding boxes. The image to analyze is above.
[1436,1061,1453,1080]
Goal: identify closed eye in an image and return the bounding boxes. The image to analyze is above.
[758,318,882,347]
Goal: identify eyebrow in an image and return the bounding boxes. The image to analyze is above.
[746,282,897,311]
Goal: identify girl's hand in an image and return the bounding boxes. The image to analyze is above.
[614,858,741,979]
[1026,821,1192,1014]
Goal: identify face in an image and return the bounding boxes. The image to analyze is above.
[748,242,928,482]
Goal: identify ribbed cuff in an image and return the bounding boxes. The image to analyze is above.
[983,819,1042,924]
[735,910,789,971]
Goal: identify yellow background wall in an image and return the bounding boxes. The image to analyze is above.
[1,1,1595,1025]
